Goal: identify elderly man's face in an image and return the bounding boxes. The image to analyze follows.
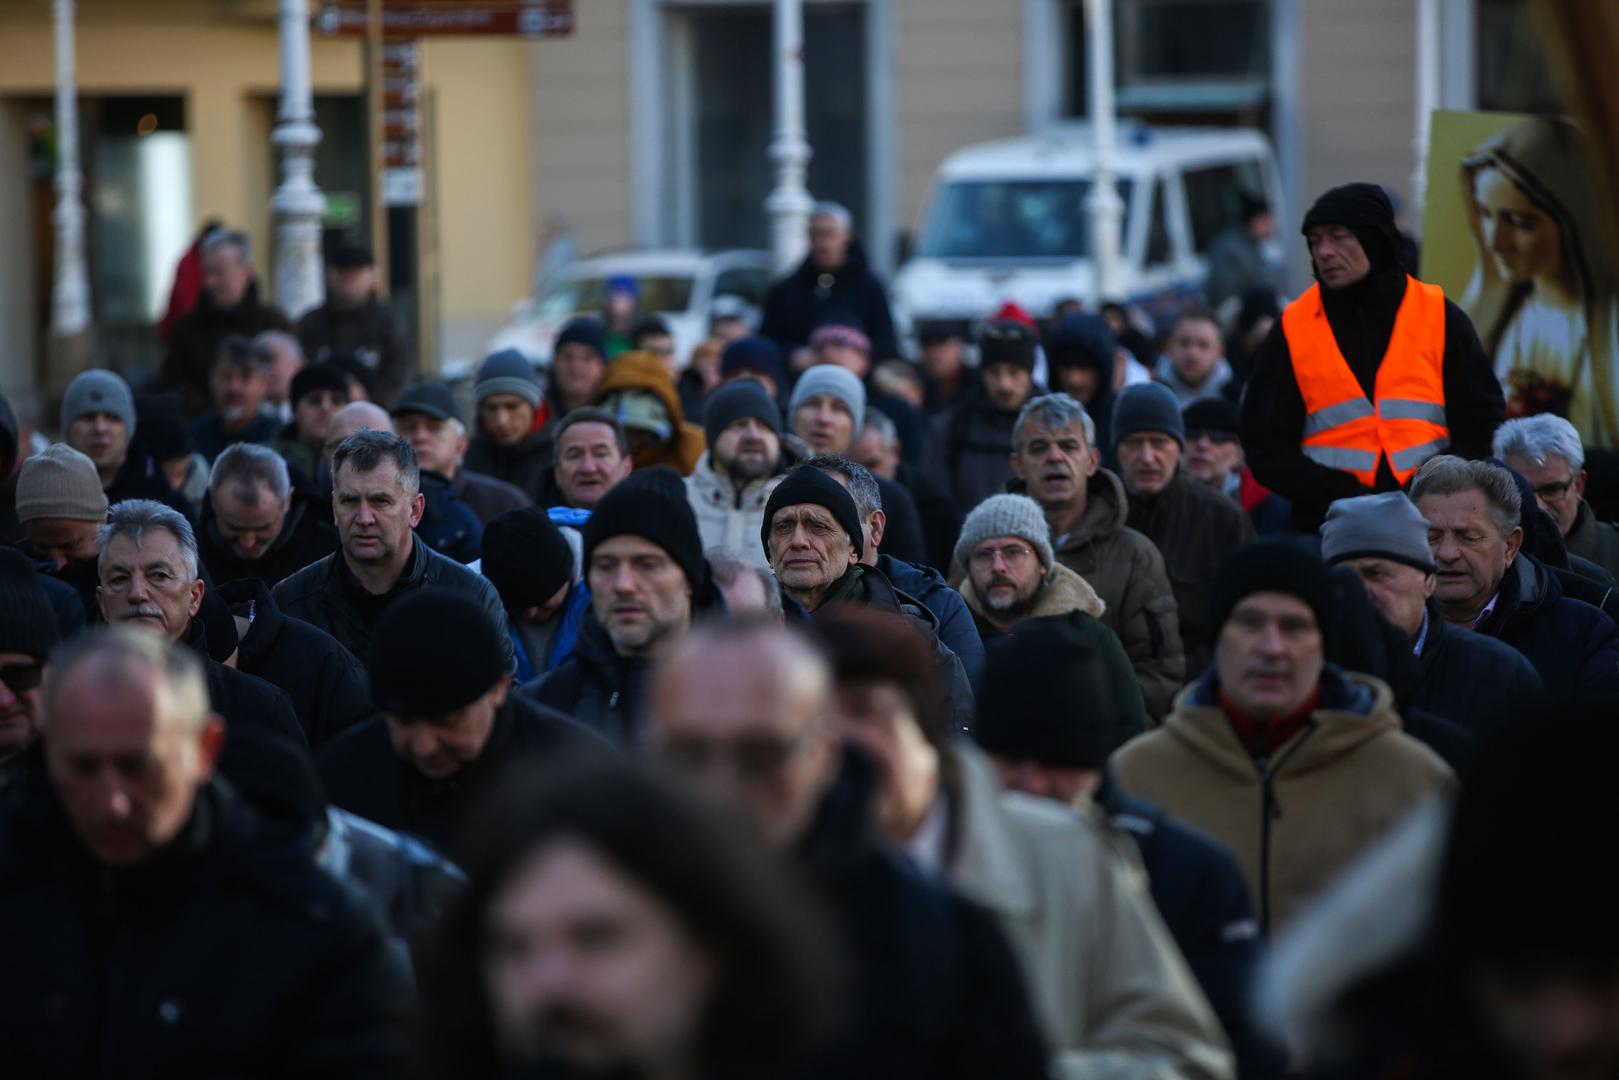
[481,839,717,1075]
[67,411,129,475]
[1506,453,1584,538]
[97,530,205,642]
[44,654,222,866]
[588,535,693,658]
[1306,224,1372,289]
[394,412,465,477]
[1215,591,1325,720]
[1117,432,1182,496]
[967,535,1046,622]
[808,213,850,269]
[201,244,252,308]
[1012,417,1097,510]
[556,422,632,510]
[767,504,857,608]
[792,395,855,456]
[0,651,46,759]
[1418,487,1523,623]
[212,482,290,562]
[386,678,510,779]
[851,426,899,481]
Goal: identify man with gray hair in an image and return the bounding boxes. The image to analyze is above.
[273,429,513,668]
[163,228,292,415]
[198,441,338,587]
[187,335,282,462]
[96,498,307,751]
[0,628,411,1077]
[1009,392,1185,718]
[1411,454,1619,711]
[760,201,899,362]
[1494,413,1619,582]
[391,379,530,525]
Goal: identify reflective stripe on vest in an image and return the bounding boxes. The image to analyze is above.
[1281,276,1450,487]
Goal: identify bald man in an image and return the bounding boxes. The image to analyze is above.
[646,620,1049,1080]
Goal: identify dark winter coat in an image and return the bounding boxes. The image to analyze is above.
[14,542,102,628]
[464,430,555,506]
[318,689,599,856]
[1046,469,1186,719]
[0,769,412,1080]
[878,553,985,686]
[1473,554,1619,715]
[215,578,375,750]
[0,393,21,546]
[1413,602,1544,740]
[792,749,1050,1080]
[297,294,417,407]
[922,386,1033,517]
[198,493,339,590]
[1565,500,1619,585]
[186,409,282,464]
[1240,263,1505,531]
[450,467,532,525]
[1126,467,1256,677]
[106,439,197,520]
[1097,775,1286,1080]
[272,532,514,670]
[179,618,310,758]
[874,475,928,567]
[759,241,900,361]
[895,459,964,576]
[162,280,292,414]
[416,470,483,564]
[527,614,652,747]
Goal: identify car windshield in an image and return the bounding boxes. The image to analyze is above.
[916,178,1134,260]
[536,274,697,319]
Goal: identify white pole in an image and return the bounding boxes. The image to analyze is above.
[1412,0,1441,231]
[1085,0,1123,305]
[271,0,328,319]
[765,0,813,276]
[50,0,91,337]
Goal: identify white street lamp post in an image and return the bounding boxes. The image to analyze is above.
[1412,0,1441,229]
[271,0,328,319]
[765,0,813,276]
[1085,0,1123,306]
[50,0,91,338]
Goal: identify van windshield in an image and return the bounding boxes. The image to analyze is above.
[916,178,1134,260]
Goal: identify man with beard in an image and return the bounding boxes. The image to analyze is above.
[685,380,798,569]
[187,335,282,462]
[953,493,1146,745]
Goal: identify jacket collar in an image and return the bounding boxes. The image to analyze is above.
[337,530,429,599]
[959,560,1105,624]
[946,742,1039,918]
[1055,467,1129,550]
[688,451,784,508]
[1478,555,1554,636]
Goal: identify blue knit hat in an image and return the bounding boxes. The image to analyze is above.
[554,317,606,361]
[720,335,784,384]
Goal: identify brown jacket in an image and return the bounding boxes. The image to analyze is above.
[1111,668,1453,934]
[596,350,707,476]
[1051,469,1186,719]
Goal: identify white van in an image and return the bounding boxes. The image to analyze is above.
[892,123,1284,340]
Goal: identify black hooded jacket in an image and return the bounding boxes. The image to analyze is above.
[792,749,1049,1080]
[178,617,310,759]
[106,439,197,521]
[759,241,900,361]
[1474,554,1619,715]
[162,280,292,415]
[198,493,339,590]
[526,614,654,748]
[1241,184,1505,530]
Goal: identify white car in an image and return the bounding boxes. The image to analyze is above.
[893,123,1284,340]
[483,249,775,371]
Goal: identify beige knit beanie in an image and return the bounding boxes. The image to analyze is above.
[16,443,109,523]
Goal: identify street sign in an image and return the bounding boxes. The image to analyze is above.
[316,1,574,38]
[381,38,422,206]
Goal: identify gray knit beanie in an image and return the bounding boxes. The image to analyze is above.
[1321,491,1437,572]
[474,348,543,409]
[788,365,866,435]
[16,443,109,523]
[60,369,137,436]
[953,494,1056,576]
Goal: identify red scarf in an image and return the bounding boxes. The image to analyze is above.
[1220,686,1320,759]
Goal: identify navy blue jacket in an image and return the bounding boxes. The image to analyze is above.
[759,241,899,361]
[877,553,985,686]
[1476,554,1619,716]
[416,470,483,565]
[1097,775,1285,1079]
[1413,603,1543,741]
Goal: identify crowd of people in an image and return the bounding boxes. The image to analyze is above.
[1,181,1617,1080]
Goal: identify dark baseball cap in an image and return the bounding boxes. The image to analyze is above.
[391,380,461,424]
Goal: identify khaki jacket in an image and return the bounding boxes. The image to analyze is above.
[948,745,1233,1080]
[1111,670,1454,933]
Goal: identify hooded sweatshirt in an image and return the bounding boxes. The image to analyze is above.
[595,350,707,476]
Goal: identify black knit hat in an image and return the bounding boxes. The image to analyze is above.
[1208,538,1335,645]
[1044,313,1116,372]
[703,379,782,449]
[0,547,60,659]
[761,465,865,563]
[1112,382,1186,448]
[369,588,508,715]
[482,506,574,612]
[290,363,350,408]
[1301,182,1400,274]
[1182,397,1241,436]
[974,618,1123,769]
[720,335,785,383]
[583,467,707,591]
[978,319,1038,372]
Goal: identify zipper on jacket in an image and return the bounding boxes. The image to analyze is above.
[1252,723,1318,937]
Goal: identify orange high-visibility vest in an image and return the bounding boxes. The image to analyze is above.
[1281,277,1449,487]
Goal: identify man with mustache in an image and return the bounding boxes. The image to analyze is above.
[1112,538,1453,934]
[550,407,634,510]
[685,379,799,569]
[1114,382,1254,677]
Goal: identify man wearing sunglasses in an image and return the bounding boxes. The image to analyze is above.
[1182,398,1290,535]
[0,547,58,765]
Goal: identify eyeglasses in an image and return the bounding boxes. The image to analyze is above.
[0,661,45,696]
[655,730,815,782]
[1533,476,1577,501]
[968,543,1035,570]
[1187,429,1237,445]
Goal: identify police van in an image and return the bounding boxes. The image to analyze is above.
[892,123,1284,341]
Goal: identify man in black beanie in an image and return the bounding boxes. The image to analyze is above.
[1112,538,1453,934]
[481,505,587,681]
[528,467,710,746]
[922,319,1044,515]
[685,379,798,569]
[0,546,60,764]
[975,619,1284,1078]
[1240,181,1504,530]
[317,588,597,856]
